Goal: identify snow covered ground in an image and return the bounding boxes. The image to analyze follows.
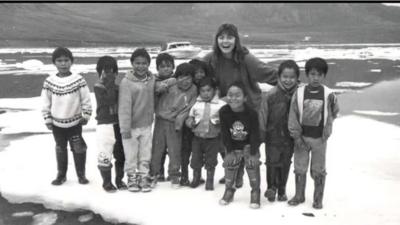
[0,98,400,225]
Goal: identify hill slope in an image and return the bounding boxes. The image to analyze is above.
[1,3,400,46]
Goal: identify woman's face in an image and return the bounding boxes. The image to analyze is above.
[217,32,236,57]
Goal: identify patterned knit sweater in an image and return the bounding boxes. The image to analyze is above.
[41,73,92,128]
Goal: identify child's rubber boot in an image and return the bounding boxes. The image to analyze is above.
[312,175,325,209]
[288,174,306,206]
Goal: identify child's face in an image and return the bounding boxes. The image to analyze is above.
[307,68,325,87]
[132,56,149,76]
[280,68,297,90]
[54,55,72,74]
[194,68,206,84]
[217,32,236,55]
[100,69,116,85]
[199,85,215,102]
[227,86,246,110]
[157,61,174,79]
[177,75,193,90]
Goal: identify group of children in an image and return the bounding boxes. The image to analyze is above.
[41,46,339,210]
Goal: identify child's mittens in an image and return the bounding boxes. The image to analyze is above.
[185,117,195,129]
[223,151,243,169]
[45,123,53,130]
[295,138,311,151]
[121,132,132,139]
[80,118,89,126]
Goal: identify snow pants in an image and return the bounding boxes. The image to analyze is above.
[151,118,182,178]
[294,137,327,178]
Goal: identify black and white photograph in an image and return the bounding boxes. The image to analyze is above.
[0,2,399,225]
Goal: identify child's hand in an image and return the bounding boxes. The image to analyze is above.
[80,118,89,126]
[45,123,53,130]
[246,154,261,169]
[295,138,310,151]
[121,132,132,139]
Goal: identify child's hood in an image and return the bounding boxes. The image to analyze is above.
[125,70,153,82]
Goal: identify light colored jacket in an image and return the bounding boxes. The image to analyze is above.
[288,84,339,142]
[118,70,155,134]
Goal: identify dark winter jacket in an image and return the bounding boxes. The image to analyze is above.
[202,49,277,110]
[94,81,119,125]
[259,80,297,147]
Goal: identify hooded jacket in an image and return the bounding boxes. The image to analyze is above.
[155,83,197,130]
[118,70,155,135]
[259,80,297,146]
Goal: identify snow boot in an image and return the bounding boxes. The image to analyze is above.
[190,169,202,188]
[288,174,306,206]
[180,165,190,186]
[264,165,277,201]
[171,175,180,189]
[51,147,68,185]
[250,189,261,209]
[73,152,89,184]
[235,161,245,188]
[312,175,325,209]
[220,167,238,205]
[247,166,261,209]
[277,162,291,201]
[219,188,236,205]
[98,166,117,193]
[205,168,215,191]
[115,163,127,190]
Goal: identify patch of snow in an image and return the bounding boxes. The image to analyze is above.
[1,97,400,225]
[12,211,35,217]
[370,69,382,73]
[78,213,94,223]
[335,82,373,88]
[32,212,58,225]
[353,110,399,116]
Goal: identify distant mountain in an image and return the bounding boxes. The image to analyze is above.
[1,3,400,47]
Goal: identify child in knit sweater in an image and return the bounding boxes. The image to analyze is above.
[41,47,92,186]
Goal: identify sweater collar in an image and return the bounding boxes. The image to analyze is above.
[196,94,220,104]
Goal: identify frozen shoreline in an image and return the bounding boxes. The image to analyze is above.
[1,104,400,224]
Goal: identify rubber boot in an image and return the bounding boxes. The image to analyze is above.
[205,168,215,191]
[73,152,89,184]
[247,166,261,209]
[180,165,190,186]
[235,160,245,188]
[98,166,117,193]
[278,163,291,201]
[51,147,68,185]
[264,165,277,202]
[190,169,202,188]
[115,163,127,190]
[219,167,238,205]
[312,175,326,209]
[288,174,306,206]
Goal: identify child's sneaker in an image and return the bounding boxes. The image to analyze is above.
[171,176,180,189]
[150,175,158,188]
[127,174,140,192]
[140,176,152,193]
